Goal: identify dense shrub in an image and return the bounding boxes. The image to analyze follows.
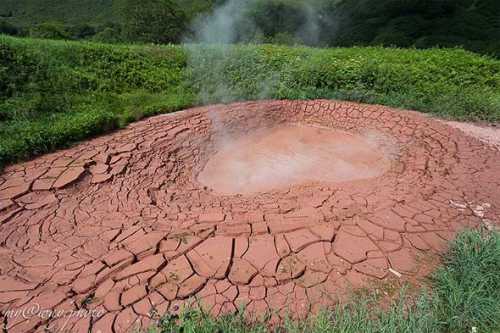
[115,0,187,44]
[332,0,500,58]
[0,36,191,166]
[247,0,315,45]
[186,44,500,120]
[92,26,122,43]
[68,23,96,39]
[29,22,71,40]
[0,20,18,35]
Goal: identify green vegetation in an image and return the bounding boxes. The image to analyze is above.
[0,35,193,167]
[1,35,500,167]
[332,0,500,58]
[151,292,441,333]
[0,0,499,57]
[146,229,500,333]
[114,0,188,44]
[0,0,114,27]
[187,44,500,120]
[0,0,204,43]
[433,228,500,332]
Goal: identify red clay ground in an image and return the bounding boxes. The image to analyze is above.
[0,100,499,332]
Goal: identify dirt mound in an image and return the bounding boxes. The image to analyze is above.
[0,100,499,332]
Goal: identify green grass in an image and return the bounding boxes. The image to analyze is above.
[0,35,194,167]
[1,35,500,168]
[145,229,500,333]
[433,229,500,332]
[186,44,500,120]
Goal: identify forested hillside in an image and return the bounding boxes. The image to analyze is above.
[333,0,500,56]
[0,0,114,26]
[0,0,499,56]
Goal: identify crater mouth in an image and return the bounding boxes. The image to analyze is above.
[198,124,394,195]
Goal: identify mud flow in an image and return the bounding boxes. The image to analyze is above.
[198,124,392,195]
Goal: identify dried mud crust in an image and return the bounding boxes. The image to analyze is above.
[0,100,499,332]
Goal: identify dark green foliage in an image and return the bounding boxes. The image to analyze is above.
[333,0,500,57]
[115,0,187,44]
[0,36,192,167]
[0,0,114,27]
[0,0,193,43]
[29,22,70,40]
[92,24,123,43]
[0,20,18,35]
[0,0,499,56]
[249,0,309,42]
[68,24,96,40]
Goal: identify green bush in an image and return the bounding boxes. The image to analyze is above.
[186,44,500,120]
[1,0,499,58]
[265,32,301,46]
[0,36,192,167]
[0,20,18,35]
[92,27,122,43]
[115,0,187,44]
[29,22,70,40]
[68,23,96,39]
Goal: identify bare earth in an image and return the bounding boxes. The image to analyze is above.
[0,100,499,332]
[444,120,500,151]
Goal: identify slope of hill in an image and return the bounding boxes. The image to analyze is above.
[0,0,498,57]
[0,0,115,26]
[332,0,500,56]
[0,0,213,26]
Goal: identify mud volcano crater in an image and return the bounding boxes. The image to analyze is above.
[198,124,394,195]
[0,100,499,332]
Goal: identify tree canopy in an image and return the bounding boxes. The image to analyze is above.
[0,0,498,56]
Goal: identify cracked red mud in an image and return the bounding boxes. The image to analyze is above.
[0,100,499,332]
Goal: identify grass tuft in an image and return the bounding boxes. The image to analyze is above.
[433,229,500,332]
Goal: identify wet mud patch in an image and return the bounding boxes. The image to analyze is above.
[198,124,394,195]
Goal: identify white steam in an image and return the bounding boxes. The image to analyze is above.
[186,0,325,46]
[190,0,249,44]
[183,0,334,152]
